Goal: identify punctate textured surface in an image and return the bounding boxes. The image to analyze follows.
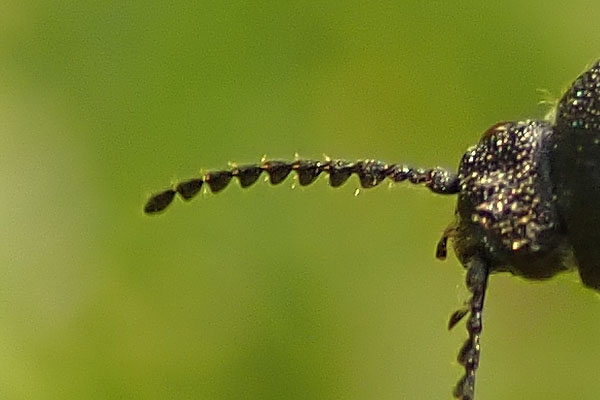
[456,121,566,276]
[3,2,600,400]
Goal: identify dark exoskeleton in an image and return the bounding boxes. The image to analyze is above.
[144,60,600,399]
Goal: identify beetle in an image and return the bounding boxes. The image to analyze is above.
[144,59,600,400]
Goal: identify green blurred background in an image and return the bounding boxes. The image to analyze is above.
[3,1,600,399]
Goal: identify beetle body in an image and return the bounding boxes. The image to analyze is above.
[552,61,600,290]
[145,59,600,400]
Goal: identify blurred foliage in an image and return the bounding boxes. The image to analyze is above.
[2,1,600,399]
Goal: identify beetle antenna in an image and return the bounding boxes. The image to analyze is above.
[453,255,490,400]
[144,158,460,214]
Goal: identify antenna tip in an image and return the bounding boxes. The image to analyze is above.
[144,189,176,214]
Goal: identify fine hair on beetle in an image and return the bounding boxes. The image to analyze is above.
[145,59,600,400]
